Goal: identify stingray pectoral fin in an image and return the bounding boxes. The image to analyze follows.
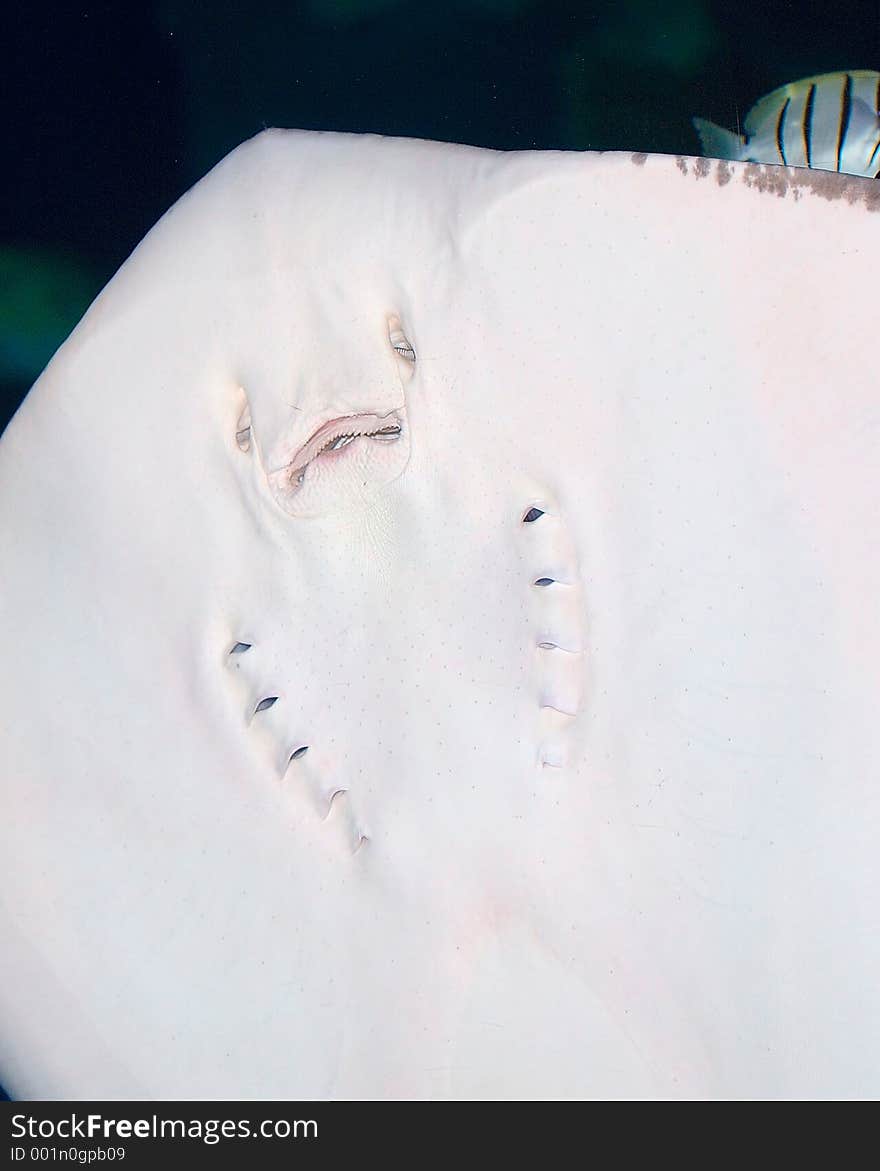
[693,116,745,161]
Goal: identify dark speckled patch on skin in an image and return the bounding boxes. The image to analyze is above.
[694,157,711,179]
[741,162,880,211]
[657,152,880,211]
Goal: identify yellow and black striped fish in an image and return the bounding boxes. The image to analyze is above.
[694,70,880,178]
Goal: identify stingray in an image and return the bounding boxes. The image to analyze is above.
[1,132,878,1100]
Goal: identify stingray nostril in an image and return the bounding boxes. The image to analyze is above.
[229,642,252,654]
[388,315,416,363]
[235,400,252,452]
[289,745,309,761]
[523,507,544,523]
[254,696,278,714]
[534,577,555,587]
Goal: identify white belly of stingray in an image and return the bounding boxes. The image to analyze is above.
[0,133,878,1099]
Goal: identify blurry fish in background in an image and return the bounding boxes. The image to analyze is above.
[0,246,98,385]
[694,70,880,177]
[0,246,99,434]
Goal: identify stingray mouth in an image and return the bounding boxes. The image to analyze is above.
[262,407,410,517]
[288,411,404,488]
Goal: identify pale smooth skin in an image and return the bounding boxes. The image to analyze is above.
[1,132,878,1099]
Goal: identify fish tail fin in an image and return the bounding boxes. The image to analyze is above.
[692,116,745,161]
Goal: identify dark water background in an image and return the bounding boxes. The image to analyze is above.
[3,0,879,437]
[1,0,878,1101]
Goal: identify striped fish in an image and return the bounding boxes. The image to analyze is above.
[693,70,880,178]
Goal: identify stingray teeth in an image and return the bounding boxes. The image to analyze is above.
[367,425,401,441]
[318,432,356,456]
[315,424,401,457]
[286,412,406,490]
